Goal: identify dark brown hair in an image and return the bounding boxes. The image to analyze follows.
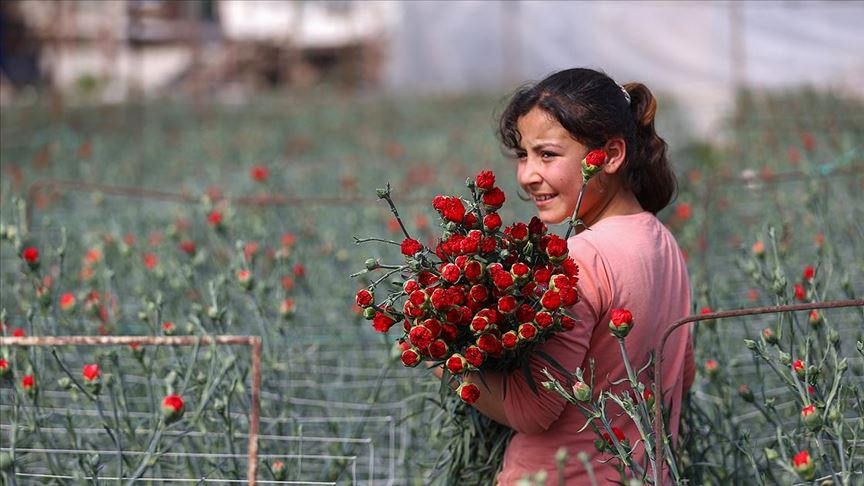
[497,68,676,214]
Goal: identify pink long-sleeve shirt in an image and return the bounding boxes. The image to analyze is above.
[494,211,694,485]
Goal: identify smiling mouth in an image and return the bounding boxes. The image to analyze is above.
[533,194,557,202]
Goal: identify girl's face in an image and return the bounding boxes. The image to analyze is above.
[515,107,591,224]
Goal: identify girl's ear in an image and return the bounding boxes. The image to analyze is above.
[602,138,627,174]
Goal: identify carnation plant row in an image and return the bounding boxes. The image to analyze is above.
[1,89,863,484]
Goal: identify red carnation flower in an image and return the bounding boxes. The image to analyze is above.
[507,222,529,243]
[59,293,77,312]
[0,358,10,379]
[475,170,495,191]
[535,311,554,329]
[492,271,514,292]
[179,239,197,255]
[704,359,719,376]
[802,265,815,281]
[561,257,579,277]
[609,308,634,338]
[409,325,434,349]
[428,339,449,359]
[515,304,536,324]
[293,264,305,278]
[483,213,502,232]
[401,348,421,367]
[792,450,815,480]
[559,287,579,306]
[372,312,397,333]
[792,359,806,377]
[602,426,626,446]
[21,374,36,394]
[560,315,576,331]
[432,196,465,223]
[479,237,497,254]
[469,284,489,303]
[82,363,101,382]
[401,238,424,257]
[447,354,468,374]
[161,394,185,424]
[143,253,158,270]
[501,330,518,349]
[355,289,374,308]
[540,290,561,311]
[497,296,517,314]
[162,321,176,335]
[418,271,439,287]
[482,187,506,211]
[22,246,40,269]
[585,150,607,168]
[457,382,481,404]
[403,280,420,294]
[794,283,806,301]
[464,260,484,282]
[207,210,223,227]
[477,333,502,356]
[534,267,552,285]
[464,212,479,229]
[518,323,538,342]
[13,328,25,337]
[250,165,269,182]
[511,262,530,281]
[545,236,569,262]
[464,346,485,368]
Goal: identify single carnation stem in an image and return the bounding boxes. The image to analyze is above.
[564,180,590,239]
[379,183,412,240]
[615,338,659,485]
[353,236,401,246]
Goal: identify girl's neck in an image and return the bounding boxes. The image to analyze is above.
[579,187,644,232]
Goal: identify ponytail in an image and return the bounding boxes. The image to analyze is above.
[622,83,677,214]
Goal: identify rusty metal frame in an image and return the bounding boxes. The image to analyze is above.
[0,335,263,485]
[652,299,864,475]
[24,179,430,229]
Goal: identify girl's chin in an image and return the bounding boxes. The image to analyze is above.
[535,210,569,225]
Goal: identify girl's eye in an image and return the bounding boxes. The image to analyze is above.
[540,151,557,160]
[514,151,527,161]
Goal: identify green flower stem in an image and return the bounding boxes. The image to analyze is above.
[248,295,272,357]
[126,423,165,485]
[576,451,598,486]
[615,338,659,485]
[378,184,412,240]
[564,179,590,240]
[353,236,401,246]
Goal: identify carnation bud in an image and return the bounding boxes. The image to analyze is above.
[401,348,422,367]
[446,354,468,375]
[761,327,778,345]
[365,258,379,271]
[362,307,376,320]
[609,309,633,338]
[272,459,287,481]
[828,329,839,346]
[792,359,806,378]
[0,358,10,379]
[236,269,254,291]
[20,374,36,396]
[456,382,480,404]
[777,350,791,366]
[161,394,185,424]
[571,381,591,402]
[764,447,779,461]
[737,384,754,403]
[808,310,823,328]
[581,149,607,180]
[801,404,821,430]
[375,188,388,199]
[554,447,568,465]
[792,450,816,481]
[704,359,719,377]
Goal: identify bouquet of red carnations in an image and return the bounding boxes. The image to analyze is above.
[353,161,609,403]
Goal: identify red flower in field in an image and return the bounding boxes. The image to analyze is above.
[609,308,633,338]
[207,210,223,228]
[372,312,396,333]
[808,310,823,327]
[481,187,506,211]
[143,253,158,270]
[792,450,815,480]
[250,165,269,182]
[794,283,806,301]
[814,232,825,247]
[705,359,719,376]
[162,322,176,335]
[279,298,296,319]
[84,248,102,265]
[161,394,185,424]
[475,170,495,191]
[272,459,287,480]
[788,146,801,165]
[751,240,765,258]
[179,239,197,255]
[243,241,259,262]
[82,364,101,382]
[401,238,424,257]
[802,265,815,281]
[13,328,25,337]
[355,289,374,308]
[237,269,254,290]
[801,131,815,151]
[59,293,77,312]
[124,233,136,246]
[801,404,820,429]
[762,327,778,345]
[148,231,163,247]
[792,359,806,377]
[281,276,295,291]
[293,264,305,278]
[21,374,36,393]
[676,203,692,221]
[747,288,759,302]
[602,426,626,447]
[22,246,40,269]
[0,358,10,378]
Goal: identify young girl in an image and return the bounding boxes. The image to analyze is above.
[437,68,695,484]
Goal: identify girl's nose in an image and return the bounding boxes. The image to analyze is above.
[517,157,543,188]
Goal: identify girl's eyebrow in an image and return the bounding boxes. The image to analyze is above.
[529,142,564,151]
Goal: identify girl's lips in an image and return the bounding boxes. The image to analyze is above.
[533,194,557,208]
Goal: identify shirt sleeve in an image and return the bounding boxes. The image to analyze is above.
[500,237,610,434]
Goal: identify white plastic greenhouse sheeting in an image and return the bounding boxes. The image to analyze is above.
[385,0,864,139]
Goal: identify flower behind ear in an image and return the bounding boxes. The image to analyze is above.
[581,149,608,181]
